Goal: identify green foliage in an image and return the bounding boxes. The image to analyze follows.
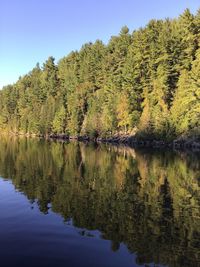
[171,49,200,137]
[0,9,199,140]
[52,105,66,134]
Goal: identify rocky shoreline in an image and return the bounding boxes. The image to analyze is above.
[2,131,200,151]
[47,134,200,151]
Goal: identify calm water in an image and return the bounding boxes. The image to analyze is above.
[0,137,199,267]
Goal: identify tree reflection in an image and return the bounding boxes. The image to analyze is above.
[0,136,199,267]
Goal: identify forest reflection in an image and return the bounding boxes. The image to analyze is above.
[0,137,199,267]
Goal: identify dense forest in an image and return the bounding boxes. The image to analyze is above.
[0,137,199,266]
[0,9,200,140]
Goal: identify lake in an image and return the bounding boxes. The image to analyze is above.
[0,137,199,267]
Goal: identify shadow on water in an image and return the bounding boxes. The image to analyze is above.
[0,136,199,267]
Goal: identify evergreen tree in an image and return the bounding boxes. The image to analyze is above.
[52,105,66,134]
[171,47,200,137]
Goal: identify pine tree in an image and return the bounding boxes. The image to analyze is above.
[170,48,200,137]
[52,106,66,134]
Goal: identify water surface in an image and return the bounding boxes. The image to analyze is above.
[0,137,199,267]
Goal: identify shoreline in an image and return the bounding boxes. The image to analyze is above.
[5,132,199,151]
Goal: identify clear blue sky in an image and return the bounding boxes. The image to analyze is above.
[0,0,199,89]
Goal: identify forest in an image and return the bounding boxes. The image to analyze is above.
[0,8,200,141]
